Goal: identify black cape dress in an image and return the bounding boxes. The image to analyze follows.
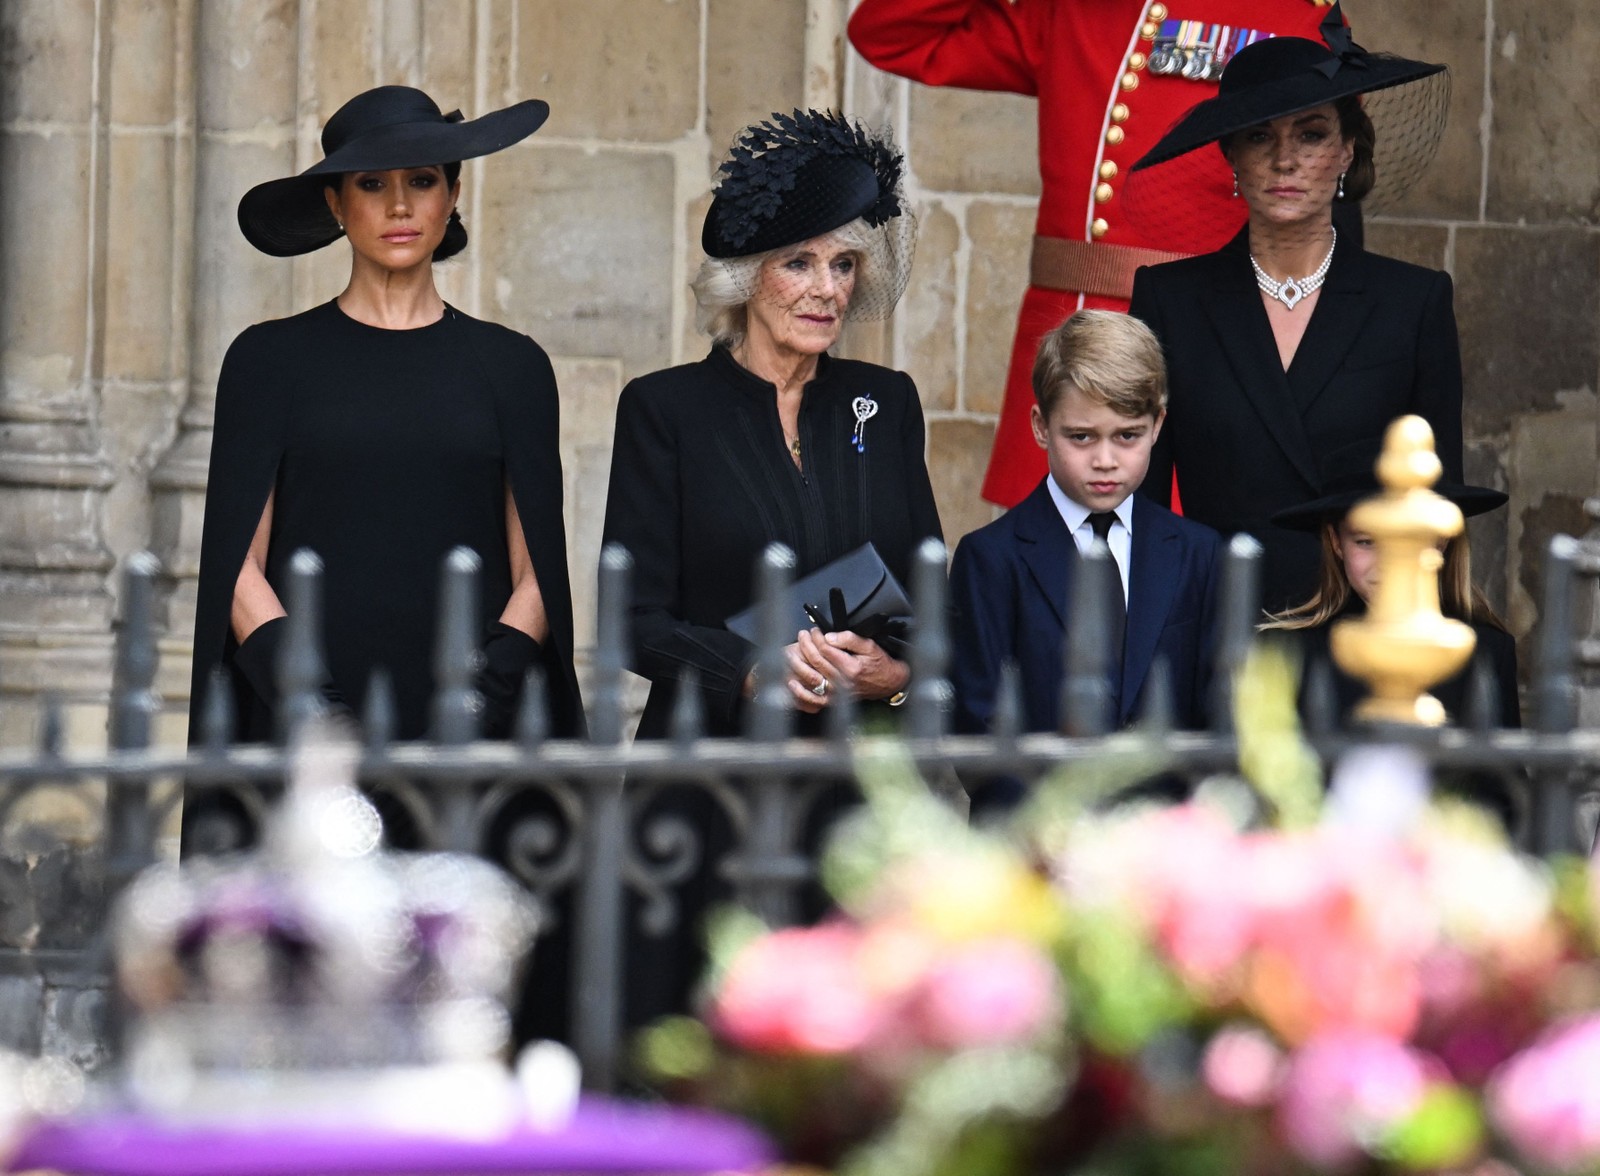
[187,300,584,744]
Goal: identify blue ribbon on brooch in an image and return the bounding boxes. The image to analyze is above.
[1314,1,1369,78]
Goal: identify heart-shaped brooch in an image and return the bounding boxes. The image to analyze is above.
[851,396,879,454]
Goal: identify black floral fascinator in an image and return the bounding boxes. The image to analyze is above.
[238,86,549,257]
[702,109,917,321]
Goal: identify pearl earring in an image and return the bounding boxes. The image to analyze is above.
[1232,171,1240,199]
[1336,171,1346,200]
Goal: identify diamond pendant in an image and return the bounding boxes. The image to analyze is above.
[1278,278,1304,310]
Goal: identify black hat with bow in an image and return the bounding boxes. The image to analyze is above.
[238,86,549,257]
[1131,3,1446,171]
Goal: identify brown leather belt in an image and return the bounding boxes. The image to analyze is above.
[1029,235,1192,301]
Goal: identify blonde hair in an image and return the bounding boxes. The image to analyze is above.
[1262,522,1507,632]
[690,218,881,349]
[1032,310,1167,420]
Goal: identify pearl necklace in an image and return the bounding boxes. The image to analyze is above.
[1250,227,1337,311]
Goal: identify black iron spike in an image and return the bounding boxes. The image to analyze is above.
[826,671,857,744]
[748,543,796,743]
[516,665,550,749]
[909,537,952,741]
[1062,540,1114,737]
[38,693,64,759]
[109,551,161,752]
[1533,535,1582,857]
[670,667,705,747]
[1138,656,1175,735]
[431,547,483,745]
[1465,655,1499,734]
[1535,534,1579,735]
[201,667,235,752]
[593,544,633,746]
[363,667,397,750]
[994,660,1023,743]
[1210,533,1262,735]
[278,548,328,741]
[1303,655,1338,738]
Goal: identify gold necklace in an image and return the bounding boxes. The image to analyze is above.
[788,434,802,460]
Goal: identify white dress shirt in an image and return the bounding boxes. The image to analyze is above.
[1045,477,1133,604]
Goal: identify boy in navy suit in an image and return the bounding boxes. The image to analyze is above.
[951,310,1223,735]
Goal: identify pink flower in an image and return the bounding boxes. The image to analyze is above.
[1489,1014,1600,1173]
[912,938,1060,1049]
[1276,1031,1429,1167]
[711,924,883,1055]
[1203,1024,1284,1107]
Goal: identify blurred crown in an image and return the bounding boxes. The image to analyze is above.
[112,728,540,1112]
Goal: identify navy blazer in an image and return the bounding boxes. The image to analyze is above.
[950,480,1224,734]
[1129,230,1464,614]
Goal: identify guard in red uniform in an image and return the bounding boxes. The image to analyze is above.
[849,0,1340,508]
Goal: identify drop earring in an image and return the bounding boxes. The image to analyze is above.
[1232,171,1240,199]
[1336,171,1346,200]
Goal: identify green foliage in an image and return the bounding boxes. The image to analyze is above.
[1065,912,1192,1055]
[1233,640,1322,829]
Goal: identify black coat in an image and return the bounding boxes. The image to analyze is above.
[1129,230,1465,613]
[601,345,944,738]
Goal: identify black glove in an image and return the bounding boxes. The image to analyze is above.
[478,621,544,738]
[231,616,352,720]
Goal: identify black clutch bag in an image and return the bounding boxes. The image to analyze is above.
[725,542,913,658]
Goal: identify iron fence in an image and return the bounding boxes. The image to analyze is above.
[2,532,1599,1089]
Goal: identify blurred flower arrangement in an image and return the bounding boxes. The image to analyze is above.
[639,648,1600,1176]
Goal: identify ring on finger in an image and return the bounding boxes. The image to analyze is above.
[812,679,829,697]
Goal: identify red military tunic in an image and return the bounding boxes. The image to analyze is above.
[848,0,1338,507]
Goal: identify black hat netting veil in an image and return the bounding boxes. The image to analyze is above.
[702,111,917,323]
[1121,65,1451,255]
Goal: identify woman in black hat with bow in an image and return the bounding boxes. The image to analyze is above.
[1261,439,1517,731]
[600,110,940,1027]
[188,86,584,766]
[1125,4,1462,614]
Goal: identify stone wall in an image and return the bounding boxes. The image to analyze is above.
[3,1,1593,753]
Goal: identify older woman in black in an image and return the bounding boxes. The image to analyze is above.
[189,86,583,774]
[601,111,940,1026]
[1126,6,1460,613]
[603,110,941,740]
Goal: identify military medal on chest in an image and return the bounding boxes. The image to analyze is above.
[1147,18,1275,82]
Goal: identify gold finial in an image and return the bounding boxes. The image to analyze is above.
[1329,416,1476,726]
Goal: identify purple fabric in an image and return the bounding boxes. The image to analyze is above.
[8,1099,774,1176]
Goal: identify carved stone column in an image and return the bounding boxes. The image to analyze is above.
[0,2,118,747]
[149,0,300,736]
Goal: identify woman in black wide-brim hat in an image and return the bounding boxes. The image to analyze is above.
[599,109,941,1026]
[187,85,584,800]
[1124,2,1463,615]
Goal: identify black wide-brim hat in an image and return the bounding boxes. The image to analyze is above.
[1272,440,1506,534]
[702,109,906,258]
[1131,3,1445,172]
[238,85,549,257]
